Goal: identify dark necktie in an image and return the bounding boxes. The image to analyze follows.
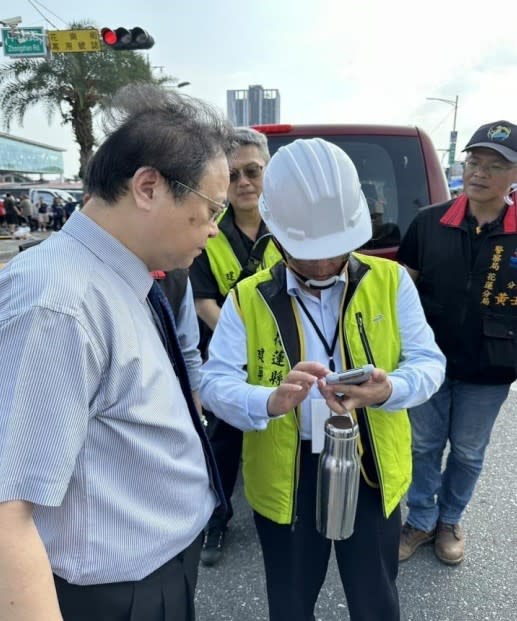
[147,281,226,509]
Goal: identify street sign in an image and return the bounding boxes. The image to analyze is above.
[1,27,47,58]
[47,29,101,53]
[448,130,458,167]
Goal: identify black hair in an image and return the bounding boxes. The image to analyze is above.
[85,83,236,203]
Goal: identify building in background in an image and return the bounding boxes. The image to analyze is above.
[0,132,65,181]
[227,84,280,126]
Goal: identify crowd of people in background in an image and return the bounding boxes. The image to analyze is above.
[0,192,78,235]
[0,82,516,621]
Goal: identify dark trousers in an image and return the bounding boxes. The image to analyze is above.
[54,535,202,621]
[253,443,401,621]
[205,412,243,528]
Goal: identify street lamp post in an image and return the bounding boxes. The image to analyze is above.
[426,95,459,177]
[150,64,190,89]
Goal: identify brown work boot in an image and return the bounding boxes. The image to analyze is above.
[399,522,436,562]
[434,522,464,565]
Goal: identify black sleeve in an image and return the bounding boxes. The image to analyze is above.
[396,216,421,271]
[189,251,220,300]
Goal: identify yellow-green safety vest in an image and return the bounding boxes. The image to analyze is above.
[205,216,282,297]
[232,253,411,523]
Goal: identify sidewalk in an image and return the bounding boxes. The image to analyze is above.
[0,230,52,265]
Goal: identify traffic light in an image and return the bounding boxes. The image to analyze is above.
[100,27,154,50]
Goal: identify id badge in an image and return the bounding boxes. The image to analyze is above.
[311,399,332,453]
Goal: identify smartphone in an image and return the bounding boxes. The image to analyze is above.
[325,364,374,386]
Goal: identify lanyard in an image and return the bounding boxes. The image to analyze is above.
[294,293,340,372]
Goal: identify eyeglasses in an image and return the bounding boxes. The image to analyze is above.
[464,158,516,176]
[229,163,264,184]
[173,180,227,223]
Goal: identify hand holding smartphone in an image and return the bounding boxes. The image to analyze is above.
[325,364,374,386]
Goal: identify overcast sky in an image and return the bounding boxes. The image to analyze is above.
[2,0,517,178]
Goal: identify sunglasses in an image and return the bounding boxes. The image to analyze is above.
[229,164,264,184]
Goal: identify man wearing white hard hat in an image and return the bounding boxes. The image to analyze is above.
[200,138,445,621]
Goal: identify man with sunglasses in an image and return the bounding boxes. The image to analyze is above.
[398,121,517,566]
[190,127,281,566]
[200,138,444,620]
[0,84,234,621]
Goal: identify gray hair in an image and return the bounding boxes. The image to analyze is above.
[233,127,270,162]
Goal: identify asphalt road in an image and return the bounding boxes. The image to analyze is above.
[0,229,51,264]
[196,388,517,621]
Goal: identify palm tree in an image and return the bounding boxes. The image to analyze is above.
[0,22,173,179]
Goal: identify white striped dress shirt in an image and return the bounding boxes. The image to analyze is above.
[0,211,215,585]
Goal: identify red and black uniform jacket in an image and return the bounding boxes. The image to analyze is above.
[397,193,517,384]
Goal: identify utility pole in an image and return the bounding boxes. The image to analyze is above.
[426,95,459,179]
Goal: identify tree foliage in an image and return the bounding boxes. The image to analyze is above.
[0,21,173,179]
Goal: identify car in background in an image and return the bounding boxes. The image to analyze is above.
[64,189,84,207]
[253,123,450,259]
[0,185,79,208]
[27,187,77,208]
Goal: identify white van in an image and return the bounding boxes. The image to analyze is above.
[28,187,77,207]
[0,185,78,208]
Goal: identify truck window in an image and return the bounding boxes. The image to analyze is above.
[265,134,430,254]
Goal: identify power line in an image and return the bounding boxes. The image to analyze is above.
[26,0,59,29]
[31,0,68,26]
[430,109,453,136]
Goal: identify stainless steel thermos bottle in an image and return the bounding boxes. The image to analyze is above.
[316,413,360,540]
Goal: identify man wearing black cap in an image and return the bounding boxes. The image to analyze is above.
[397,121,517,565]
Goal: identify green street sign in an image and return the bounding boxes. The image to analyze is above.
[2,27,47,58]
[448,130,458,167]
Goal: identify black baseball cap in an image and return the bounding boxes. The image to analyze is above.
[463,121,517,163]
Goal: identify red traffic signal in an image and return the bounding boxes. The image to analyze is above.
[101,27,154,50]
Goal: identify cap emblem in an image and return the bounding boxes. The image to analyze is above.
[487,124,512,143]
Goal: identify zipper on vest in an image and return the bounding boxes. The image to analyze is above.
[457,229,474,329]
[291,430,301,530]
[355,312,376,366]
[354,312,389,514]
[458,271,473,328]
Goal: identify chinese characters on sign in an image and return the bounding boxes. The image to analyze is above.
[47,29,101,53]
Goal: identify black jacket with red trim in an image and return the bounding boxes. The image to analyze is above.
[397,193,517,384]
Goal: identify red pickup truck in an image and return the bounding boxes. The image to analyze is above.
[253,123,450,259]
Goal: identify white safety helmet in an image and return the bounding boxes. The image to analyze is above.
[259,138,372,260]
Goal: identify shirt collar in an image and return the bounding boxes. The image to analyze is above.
[61,211,153,303]
[466,204,508,232]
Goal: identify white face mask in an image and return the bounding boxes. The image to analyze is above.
[287,254,349,291]
[300,274,342,290]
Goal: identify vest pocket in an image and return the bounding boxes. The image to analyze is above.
[480,314,517,371]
